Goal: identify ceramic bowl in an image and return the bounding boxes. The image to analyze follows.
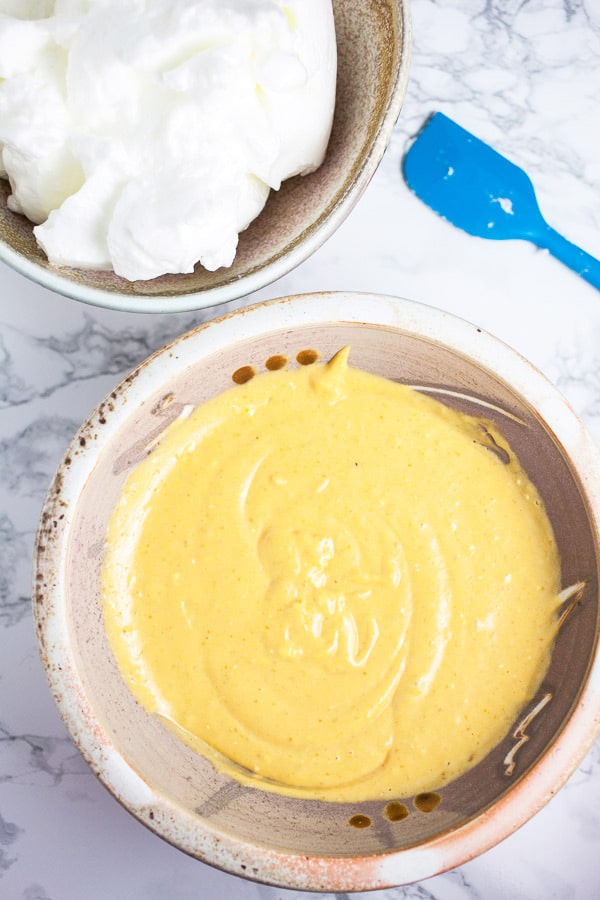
[0,1,410,314]
[33,292,600,890]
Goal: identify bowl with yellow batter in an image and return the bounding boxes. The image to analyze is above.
[33,292,600,890]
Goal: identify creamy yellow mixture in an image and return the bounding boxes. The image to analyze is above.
[102,349,561,801]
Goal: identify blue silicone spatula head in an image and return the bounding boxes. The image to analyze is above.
[402,112,600,289]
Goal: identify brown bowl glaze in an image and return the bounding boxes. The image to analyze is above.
[33,293,600,890]
[0,1,411,312]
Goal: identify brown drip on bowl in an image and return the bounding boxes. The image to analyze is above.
[348,814,372,829]
[265,354,288,371]
[232,365,256,384]
[414,792,441,813]
[384,801,410,822]
[296,349,319,365]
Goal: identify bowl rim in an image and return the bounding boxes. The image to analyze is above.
[0,1,412,314]
[33,291,600,890]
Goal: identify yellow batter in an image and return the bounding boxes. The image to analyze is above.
[102,348,561,801]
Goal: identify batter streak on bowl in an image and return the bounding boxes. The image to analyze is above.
[102,348,561,802]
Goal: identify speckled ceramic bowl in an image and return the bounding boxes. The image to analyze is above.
[33,293,600,890]
[0,1,410,314]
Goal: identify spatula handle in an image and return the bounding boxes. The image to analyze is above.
[539,226,600,291]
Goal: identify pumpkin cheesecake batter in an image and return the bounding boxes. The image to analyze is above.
[102,348,561,801]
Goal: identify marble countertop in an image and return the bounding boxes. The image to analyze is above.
[2,1,600,898]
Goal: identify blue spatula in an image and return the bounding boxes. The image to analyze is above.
[403,112,600,290]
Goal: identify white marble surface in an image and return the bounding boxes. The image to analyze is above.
[2,1,600,898]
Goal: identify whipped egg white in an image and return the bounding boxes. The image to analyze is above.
[0,0,336,280]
